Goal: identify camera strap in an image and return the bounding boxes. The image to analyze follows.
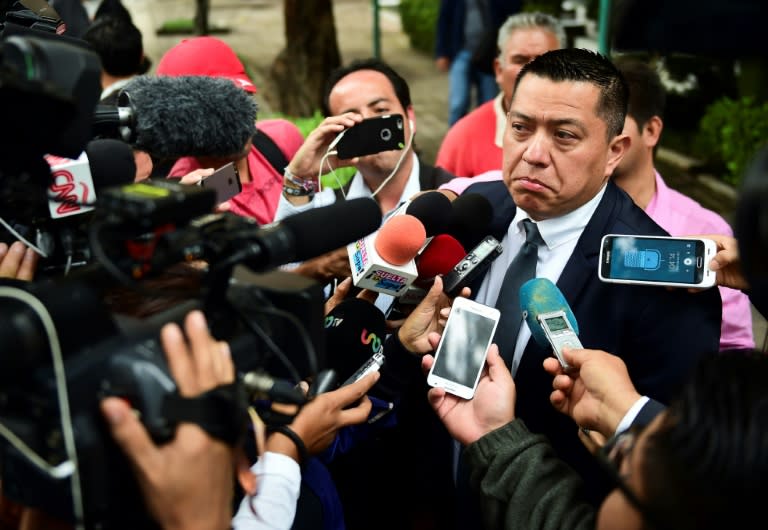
[161,381,249,446]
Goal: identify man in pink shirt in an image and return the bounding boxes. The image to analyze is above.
[611,58,753,351]
[435,12,564,177]
[157,36,304,225]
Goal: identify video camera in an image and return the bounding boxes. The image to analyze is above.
[0,5,383,526]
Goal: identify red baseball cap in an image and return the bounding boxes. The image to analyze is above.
[156,36,257,93]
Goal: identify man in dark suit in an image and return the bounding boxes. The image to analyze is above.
[456,48,722,511]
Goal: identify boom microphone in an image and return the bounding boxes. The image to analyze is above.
[92,75,258,160]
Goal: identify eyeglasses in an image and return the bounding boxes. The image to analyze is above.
[596,429,667,530]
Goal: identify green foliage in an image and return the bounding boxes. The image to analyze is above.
[695,97,768,187]
[263,110,356,190]
[398,0,439,54]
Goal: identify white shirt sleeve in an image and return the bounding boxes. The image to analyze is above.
[614,395,650,435]
[231,452,302,530]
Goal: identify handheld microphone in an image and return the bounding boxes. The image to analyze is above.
[519,278,582,369]
[404,191,452,237]
[92,75,258,160]
[397,234,466,305]
[323,297,387,387]
[45,138,136,219]
[446,193,494,250]
[347,214,425,296]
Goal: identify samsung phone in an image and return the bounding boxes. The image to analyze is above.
[199,162,241,203]
[598,234,717,289]
[427,297,500,399]
[334,114,406,159]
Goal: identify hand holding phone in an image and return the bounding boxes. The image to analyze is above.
[598,234,717,289]
[427,297,500,399]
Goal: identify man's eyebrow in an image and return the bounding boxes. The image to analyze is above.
[507,111,587,133]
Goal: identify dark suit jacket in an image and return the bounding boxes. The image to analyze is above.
[463,179,722,505]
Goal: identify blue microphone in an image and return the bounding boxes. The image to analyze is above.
[519,278,581,368]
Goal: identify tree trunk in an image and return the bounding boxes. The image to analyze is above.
[194,0,209,35]
[270,0,341,116]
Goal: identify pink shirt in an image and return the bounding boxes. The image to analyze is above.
[435,95,505,177]
[169,119,304,225]
[646,171,754,351]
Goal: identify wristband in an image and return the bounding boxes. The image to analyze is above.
[270,425,309,465]
[283,167,316,193]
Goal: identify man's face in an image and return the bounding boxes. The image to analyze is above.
[327,69,413,171]
[502,74,628,221]
[595,414,662,530]
[495,28,561,105]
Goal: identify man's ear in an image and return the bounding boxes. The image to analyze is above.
[605,134,631,178]
[643,116,663,149]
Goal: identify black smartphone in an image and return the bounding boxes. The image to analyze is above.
[598,234,717,289]
[335,114,406,159]
[198,162,242,203]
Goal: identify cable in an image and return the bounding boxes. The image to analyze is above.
[0,287,85,530]
[0,217,49,258]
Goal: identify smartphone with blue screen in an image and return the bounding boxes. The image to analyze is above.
[598,234,717,289]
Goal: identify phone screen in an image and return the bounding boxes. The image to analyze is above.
[602,236,705,284]
[431,303,498,389]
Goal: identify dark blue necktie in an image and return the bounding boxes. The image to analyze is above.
[493,218,541,366]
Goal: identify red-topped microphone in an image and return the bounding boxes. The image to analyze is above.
[347,214,426,296]
[397,233,467,305]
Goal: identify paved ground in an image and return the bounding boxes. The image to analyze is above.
[124,0,767,348]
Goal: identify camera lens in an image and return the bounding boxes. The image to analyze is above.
[380,129,392,141]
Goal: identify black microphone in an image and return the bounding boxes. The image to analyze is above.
[92,75,258,160]
[404,191,452,237]
[147,197,383,276]
[323,297,387,386]
[446,193,493,250]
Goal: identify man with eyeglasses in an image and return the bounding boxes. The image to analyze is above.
[421,342,768,529]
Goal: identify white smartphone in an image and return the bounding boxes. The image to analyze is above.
[198,162,241,204]
[598,234,717,289]
[427,297,500,399]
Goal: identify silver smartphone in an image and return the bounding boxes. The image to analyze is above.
[598,234,717,289]
[198,162,241,204]
[537,310,582,370]
[427,297,500,399]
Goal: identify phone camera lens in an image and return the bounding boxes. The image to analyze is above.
[380,128,392,141]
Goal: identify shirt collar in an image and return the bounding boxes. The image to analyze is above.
[100,78,133,102]
[512,183,608,249]
[347,151,422,220]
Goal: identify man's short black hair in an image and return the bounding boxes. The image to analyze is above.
[613,56,666,131]
[514,48,629,140]
[82,15,144,77]
[321,57,412,116]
